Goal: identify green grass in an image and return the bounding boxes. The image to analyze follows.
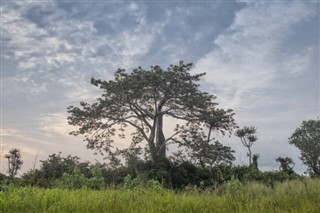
[1,178,319,213]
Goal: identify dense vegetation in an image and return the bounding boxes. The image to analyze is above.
[1,179,319,212]
[2,152,296,190]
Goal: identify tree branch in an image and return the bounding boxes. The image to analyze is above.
[123,119,149,142]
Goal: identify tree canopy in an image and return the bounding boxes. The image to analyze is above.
[67,61,236,165]
[176,123,235,168]
[289,118,320,177]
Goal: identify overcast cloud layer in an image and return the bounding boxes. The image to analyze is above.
[1,0,319,175]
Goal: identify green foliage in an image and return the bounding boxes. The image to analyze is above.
[289,118,320,176]
[123,175,142,189]
[251,154,259,170]
[225,176,243,198]
[102,166,134,186]
[178,123,235,168]
[20,153,77,187]
[0,173,10,185]
[210,164,233,184]
[276,156,295,175]
[56,166,105,190]
[1,179,320,212]
[21,153,108,189]
[87,165,105,189]
[122,174,163,191]
[20,169,45,187]
[38,153,79,187]
[147,179,163,191]
[20,151,302,191]
[57,168,87,189]
[170,161,200,189]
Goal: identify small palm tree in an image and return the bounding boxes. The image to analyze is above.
[276,157,295,174]
[235,126,257,165]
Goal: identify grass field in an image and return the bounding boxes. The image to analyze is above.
[1,178,319,213]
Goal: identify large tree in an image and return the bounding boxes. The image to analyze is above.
[289,119,320,177]
[67,62,236,165]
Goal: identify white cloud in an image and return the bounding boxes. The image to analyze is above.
[282,47,315,76]
[37,113,75,137]
[1,1,160,97]
[194,1,316,110]
[0,128,18,137]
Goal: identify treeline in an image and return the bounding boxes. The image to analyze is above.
[1,152,300,190]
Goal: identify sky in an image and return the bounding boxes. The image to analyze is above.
[1,0,319,175]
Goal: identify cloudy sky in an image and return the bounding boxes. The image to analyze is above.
[1,0,319,175]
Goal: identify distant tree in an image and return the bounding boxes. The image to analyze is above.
[276,157,295,175]
[4,148,23,178]
[289,119,320,177]
[22,152,102,187]
[40,153,80,180]
[67,61,236,166]
[235,126,258,165]
[22,152,80,187]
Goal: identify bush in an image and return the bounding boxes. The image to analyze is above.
[147,179,163,191]
[87,166,105,189]
[57,168,87,189]
[225,177,243,198]
[123,175,142,189]
[56,166,105,190]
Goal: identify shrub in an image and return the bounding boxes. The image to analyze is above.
[123,175,142,189]
[57,168,87,189]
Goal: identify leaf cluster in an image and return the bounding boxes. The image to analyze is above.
[235,126,257,148]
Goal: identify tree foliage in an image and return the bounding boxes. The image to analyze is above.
[19,152,301,190]
[40,153,80,180]
[67,61,236,165]
[21,153,80,187]
[177,123,235,168]
[21,152,107,188]
[289,119,320,177]
[276,157,295,175]
[4,148,23,178]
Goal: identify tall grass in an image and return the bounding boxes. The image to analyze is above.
[1,178,319,212]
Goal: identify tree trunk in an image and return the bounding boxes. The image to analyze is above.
[156,114,166,158]
[149,114,166,164]
[248,147,252,165]
[207,125,212,143]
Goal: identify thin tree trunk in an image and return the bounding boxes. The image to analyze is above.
[248,147,252,165]
[207,125,212,143]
